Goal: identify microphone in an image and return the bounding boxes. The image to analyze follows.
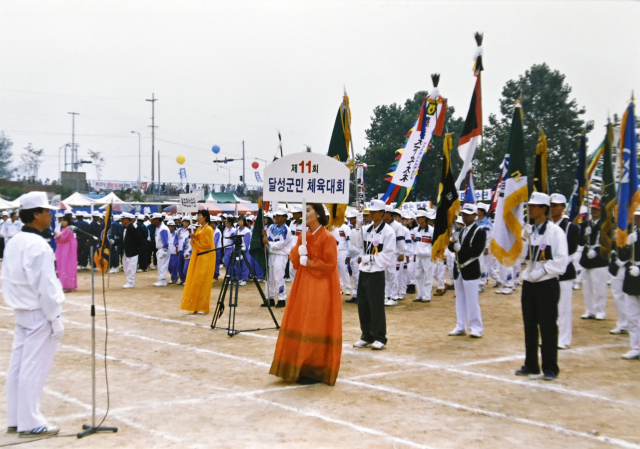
[69,225,99,241]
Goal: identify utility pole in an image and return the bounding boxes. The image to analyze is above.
[242,141,246,191]
[68,112,79,171]
[145,94,158,188]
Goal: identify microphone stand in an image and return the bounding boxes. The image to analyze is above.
[70,226,118,438]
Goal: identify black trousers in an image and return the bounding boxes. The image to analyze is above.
[357,271,387,344]
[521,278,560,375]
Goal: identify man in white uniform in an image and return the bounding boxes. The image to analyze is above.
[383,205,406,306]
[263,207,291,308]
[151,213,170,287]
[413,210,434,302]
[1,192,63,438]
[120,212,141,288]
[345,211,362,303]
[332,218,352,295]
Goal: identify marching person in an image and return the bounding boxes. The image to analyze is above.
[350,200,396,350]
[167,220,181,284]
[617,208,640,360]
[212,216,222,281]
[517,192,569,380]
[177,217,191,285]
[54,215,77,293]
[382,206,406,306]
[263,207,291,308]
[579,197,610,320]
[345,211,362,304]
[151,213,170,287]
[121,212,141,288]
[288,206,304,284]
[331,215,352,295]
[2,192,63,438]
[180,210,216,314]
[413,210,434,302]
[448,204,486,338]
[549,194,580,349]
[236,216,251,286]
[136,214,150,272]
[476,203,493,292]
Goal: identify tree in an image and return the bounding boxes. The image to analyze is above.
[0,132,15,179]
[362,91,464,202]
[88,150,106,180]
[20,143,44,180]
[479,63,594,197]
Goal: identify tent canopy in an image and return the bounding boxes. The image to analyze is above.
[93,192,125,205]
[207,192,249,204]
[62,192,95,207]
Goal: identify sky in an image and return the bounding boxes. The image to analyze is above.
[1,0,638,188]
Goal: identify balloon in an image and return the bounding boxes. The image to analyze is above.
[176,155,186,165]
[212,145,220,154]
[251,161,259,169]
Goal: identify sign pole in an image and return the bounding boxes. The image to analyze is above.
[301,197,306,246]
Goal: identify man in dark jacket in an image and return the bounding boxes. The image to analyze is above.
[136,214,150,271]
[617,208,640,360]
[550,193,580,349]
[107,215,124,273]
[120,213,141,288]
[448,203,487,338]
[74,211,91,269]
[579,197,610,320]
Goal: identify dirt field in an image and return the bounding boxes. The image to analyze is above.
[1,267,639,449]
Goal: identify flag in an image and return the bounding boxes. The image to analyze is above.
[431,133,460,263]
[586,139,606,180]
[616,100,639,248]
[463,170,476,204]
[455,33,484,189]
[93,202,113,273]
[381,74,447,207]
[488,156,508,215]
[490,100,528,266]
[249,198,268,273]
[326,91,354,230]
[600,121,616,258]
[533,130,548,193]
[568,134,588,223]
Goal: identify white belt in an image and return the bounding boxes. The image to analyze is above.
[458,256,479,269]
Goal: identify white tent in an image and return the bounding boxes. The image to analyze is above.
[62,192,96,207]
[204,193,216,203]
[93,192,125,204]
[0,197,18,210]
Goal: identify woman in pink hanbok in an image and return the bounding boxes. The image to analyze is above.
[55,215,78,292]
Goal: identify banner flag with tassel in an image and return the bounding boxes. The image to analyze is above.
[325,91,354,230]
[490,99,528,266]
[455,32,484,190]
[600,120,617,258]
[568,133,588,223]
[533,130,548,193]
[463,170,476,204]
[615,99,639,248]
[93,202,113,273]
[431,133,460,263]
[488,155,508,215]
[380,74,446,208]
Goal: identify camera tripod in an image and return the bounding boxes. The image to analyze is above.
[210,236,280,336]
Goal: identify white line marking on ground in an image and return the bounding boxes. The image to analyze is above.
[343,379,640,449]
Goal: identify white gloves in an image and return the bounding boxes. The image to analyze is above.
[522,224,533,239]
[616,258,627,268]
[585,227,592,236]
[51,317,65,340]
[628,233,638,245]
[109,239,115,245]
[450,232,459,243]
[298,245,308,256]
[529,268,545,282]
[453,243,461,252]
[630,266,640,277]
[300,256,308,266]
[587,249,597,259]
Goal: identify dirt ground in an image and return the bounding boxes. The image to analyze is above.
[0,266,639,449]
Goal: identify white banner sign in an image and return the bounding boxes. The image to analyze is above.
[179,194,198,212]
[92,180,140,190]
[263,152,350,203]
[458,189,493,202]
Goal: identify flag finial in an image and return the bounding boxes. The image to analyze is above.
[474,32,483,46]
[431,74,440,88]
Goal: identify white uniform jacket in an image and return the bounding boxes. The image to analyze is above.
[1,228,64,321]
[332,224,351,252]
[521,220,569,282]
[350,221,396,273]
[414,224,434,258]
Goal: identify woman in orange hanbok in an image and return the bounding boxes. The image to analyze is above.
[180,210,216,315]
[270,203,342,385]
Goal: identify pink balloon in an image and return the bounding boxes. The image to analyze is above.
[251,161,259,169]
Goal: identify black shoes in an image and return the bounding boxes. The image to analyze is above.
[261,298,276,307]
[345,297,358,303]
[275,300,286,308]
[542,371,557,381]
[406,284,416,294]
[296,376,321,385]
[515,366,540,376]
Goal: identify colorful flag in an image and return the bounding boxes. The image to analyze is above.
[586,139,606,180]
[249,199,268,273]
[490,100,528,266]
[568,134,588,223]
[488,156,508,215]
[381,74,446,207]
[463,170,476,204]
[616,100,639,248]
[533,130,548,193]
[93,202,113,273]
[455,33,484,189]
[600,121,616,258]
[431,133,460,263]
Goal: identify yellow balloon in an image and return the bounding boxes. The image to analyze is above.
[176,155,186,165]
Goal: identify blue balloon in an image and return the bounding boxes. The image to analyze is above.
[212,145,220,154]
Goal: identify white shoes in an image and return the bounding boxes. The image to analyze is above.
[177,280,184,285]
[610,328,628,335]
[448,329,466,336]
[558,344,569,350]
[107,268,119,274]
[573,284,580,290]
[595,313,606,320]
[371,341,386,350]
[479,284,485,292]
[353,340,372,348]
[621,350,640,360]
[123,283,134,289]
[137,269,143,273]
[497,287,513,295]
[344,288,351,296]
[238,280,247,286]
[469,331,483,338]
[153,281,168,287]
[384,298,398,307]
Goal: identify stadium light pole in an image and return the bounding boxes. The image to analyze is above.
[131,131,141,185]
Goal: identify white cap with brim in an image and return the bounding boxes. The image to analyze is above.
[367,200,386,212]
[461,203,478,215]
[477,202,489,212]
[275,207,288,216]
[635,206,640,216]
[415,210,428,218]
[456,215,465,225]
[426,209,437,220]
[20,192,58,210]
[166,220,175,226]
[345,211,357,219]
[529,192,550,206]
[550,193,567,204]
[151,212,162,219]
[402,211,415,220]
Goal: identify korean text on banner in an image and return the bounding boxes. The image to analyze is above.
[263,152,350,204]
[179,193,198,212]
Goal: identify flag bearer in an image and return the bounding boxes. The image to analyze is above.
[263,207,291,308]
[617,208,640,360]
[413,210,434,302]
[383,206,406,306]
